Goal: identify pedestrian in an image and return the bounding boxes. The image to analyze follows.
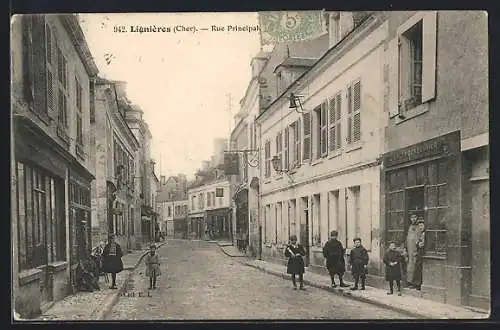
[383,241,403,296]
[102,234,123,289]
[406,213,419,287]
[411,219,426,290]
[144,244,161,289]
[322,230,349,288]
[349,237,369,290]
[284,235,306,290]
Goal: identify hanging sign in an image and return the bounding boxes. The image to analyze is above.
[224,152,240,175]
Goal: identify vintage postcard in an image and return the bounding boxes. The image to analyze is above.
[10,11,490,321]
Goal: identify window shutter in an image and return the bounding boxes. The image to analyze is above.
[303,112,311,160]
[328,97,336,152]
[346,86,352,144]
[284,126,289,169]
[387,37,400,118]
[22,15,35,104]
[45,23,58,119]
[336,94,341,149]
[32,15,47,115]
[353,81,361,142]
[422,11,437,103]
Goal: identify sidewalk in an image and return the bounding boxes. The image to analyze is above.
[33,242,167,321]
[235,258,489,320]
[219,244,247,257]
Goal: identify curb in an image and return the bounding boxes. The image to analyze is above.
[93,242,168,320]
[241,261,432,319]
[219,246,247,258]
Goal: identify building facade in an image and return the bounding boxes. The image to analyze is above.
[90,78,141,252]
[256,12,385,277]
[157,175,188,237]
[381,11,489,309]
[11,14,98,317]
[188,175,231,240]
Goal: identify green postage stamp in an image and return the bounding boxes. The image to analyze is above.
[258,11,327,45]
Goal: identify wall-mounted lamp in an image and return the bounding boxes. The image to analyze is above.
[289,93,306,114]
[272,155,294,183]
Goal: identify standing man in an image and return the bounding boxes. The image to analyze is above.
[406,213,419,287]
[102,234,123,289]
[323,231,349,288]
[412,219,426,290]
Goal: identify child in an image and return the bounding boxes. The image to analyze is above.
[383,241,403,296]
[349,237,369,290]
[145,244,161,289]
[284,235,306,290]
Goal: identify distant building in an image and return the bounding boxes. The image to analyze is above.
[157,174,188,237]
[11,14,98,317]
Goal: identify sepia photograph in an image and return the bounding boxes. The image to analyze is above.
[10,10,490,321]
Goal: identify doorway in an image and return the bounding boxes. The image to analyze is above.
[300,197,310,266]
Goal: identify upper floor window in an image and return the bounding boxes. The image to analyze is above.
[57,46,68,129]
[390,11,437,119]
[45,23,56,115]
[314,102,328,158]
[207,192,211,207]
[275,132,282,174]
[75,77,84,146]
[291,120,301,166]
[167,206,171,217]
[264,140,271,178]
[328,92,342,152]
[283,127,289,170]
[346,80,361,144]
[302,112,312,161]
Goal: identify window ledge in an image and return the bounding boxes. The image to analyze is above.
[327,150,342,160]
[311,158,324,166]
[18,268,43,286]
[56,125,70,145]
[395,102,430,124]
[344,142,363,153]
[423,254,446,260]
[47,261,68,273]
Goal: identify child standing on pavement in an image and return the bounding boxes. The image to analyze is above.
[383,241,403,296]
[145,244,161,290]
[349,237,369,290]
[284,235,306,290]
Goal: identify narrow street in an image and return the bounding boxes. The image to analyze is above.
[106,240,410,320]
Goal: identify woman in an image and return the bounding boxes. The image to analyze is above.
[144,244,161,289]
[102,234,123,289]
[284,235,306,290]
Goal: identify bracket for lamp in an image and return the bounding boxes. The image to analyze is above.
[224,149,260,167]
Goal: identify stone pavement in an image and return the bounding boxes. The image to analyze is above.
[34,242,167,321]
[107,240,409,320]
[236,257,489,320]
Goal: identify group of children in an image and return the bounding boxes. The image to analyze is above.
[285,233,406,296]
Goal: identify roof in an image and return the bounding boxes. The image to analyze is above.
[273,57,318,73]
[254,50,271,59]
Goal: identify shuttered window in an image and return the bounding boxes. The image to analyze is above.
[302,112,312,161]
[45,23,57,115]
[57,47,68,128]
[347,80,361,144]
[264,141,271,178]
[76,77,84,148]
[276,131,282,173]
[283,127,289,170]
[329,93,342,152]
[320,102,328,156]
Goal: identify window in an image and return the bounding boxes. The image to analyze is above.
[264,140,271,178]
[391,12,437,118]
[264,205,271,243]
[276,132,282,173]
[45,23,57,115]
[17,162,66,271]
[302,112,312,161]
[130,207,135,235]
[57,47,68,128]
[283,127,289,170]
[191,196,196,210]
[75,77,84,147]
[207,192,211,207]
[329,93,342,152]
[293,120,301,165]
[315,102,328,158]
[346,80,361,144]
[167,206,171,217]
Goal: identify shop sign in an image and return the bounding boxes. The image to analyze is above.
[384,131,459,168]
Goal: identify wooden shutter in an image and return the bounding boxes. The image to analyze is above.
[387,38,400,118]
[421,11,437,103]
[335,94,341,149]
[22,15,35,104]
[295,119,301,163]
[321,102,328,155]
[284,126,289,169]
[303,112,311,160]
[32,15,47,115]
[328,96,336,152]
[353,81,361,143]
[346,86,352,144]
[45,22,57,119]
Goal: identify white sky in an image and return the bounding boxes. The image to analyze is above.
[79,13,261,180]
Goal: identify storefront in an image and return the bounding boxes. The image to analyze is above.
[383,131,467,305]
[206,208,232,241]
[187,213,204,240]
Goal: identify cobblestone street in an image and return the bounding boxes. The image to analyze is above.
[106,240,410,320]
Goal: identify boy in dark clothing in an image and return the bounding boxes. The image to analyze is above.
[322,231,349,288]
[383,241,403,296]
[349,237,369,290]
[284,235,306,290]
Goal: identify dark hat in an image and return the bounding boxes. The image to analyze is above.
[290,235,298,241]
[353,237,362,243]
[330,230,338,236]
[416,219,425,224]
[108,233,115,239]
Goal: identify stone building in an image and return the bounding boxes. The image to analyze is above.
[381,11,489,309]
[157,175,188,237]
[90,78,141,251]
[256,12,384,275]
[11,14,98,317]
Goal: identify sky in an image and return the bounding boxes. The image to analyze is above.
[79,13,262,180]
